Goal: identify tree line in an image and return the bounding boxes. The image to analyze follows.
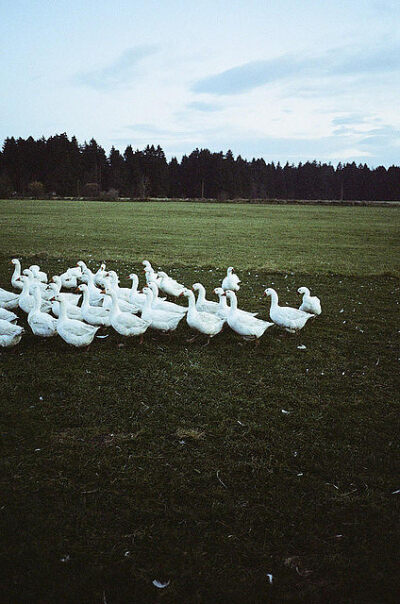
[0,133,399,200]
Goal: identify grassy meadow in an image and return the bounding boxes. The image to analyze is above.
[0,200,399,603]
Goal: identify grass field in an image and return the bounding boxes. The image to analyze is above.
[1,200,399,603]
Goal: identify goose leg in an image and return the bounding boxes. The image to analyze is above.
[186,334,199,343]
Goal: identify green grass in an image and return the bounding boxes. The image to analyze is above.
[1,199,399,275]
[0,200,399,603]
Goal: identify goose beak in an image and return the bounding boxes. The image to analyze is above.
[75,288,80,293]
[50,297,56,302]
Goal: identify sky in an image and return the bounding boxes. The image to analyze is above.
[1,0,399,166]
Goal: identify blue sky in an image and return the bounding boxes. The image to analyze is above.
[1,0,399,165]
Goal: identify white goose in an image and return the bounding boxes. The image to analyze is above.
[105,271,132,301]
[18,276,52,314]
[128,274,147,309]
[54,295,99,347]
[94,262,107,286]
[78,284,111,326]
[60,266,81,289]
[76,260,88,276]
[51,276,81,306]
[0,307,18,322]
[157,272,185,297]
[222,267,241,292]
[298,287,322,315]
[102,287,150,340]
[264,288,315,333]
[28,285,58,337]
[225,290,273,341]
[181,288,225,343]
[142,260,161,285]
[141,287,183,332]
[148,282,186,315]
[0,318,24,347]
[49,286,83,320]
[22,269,49,296]
[213,287,257,320]
[101,277,141,314]
[192,283,220,314]
[29,264,47,283]
[79,269,105,307]
[11,259,24,291]
[0,287,20,310]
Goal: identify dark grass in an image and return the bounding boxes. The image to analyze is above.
[1,202,400,602]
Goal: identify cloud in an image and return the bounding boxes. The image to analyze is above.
[192,42,400,96]
[73,45,158,90]
[187,101,221,112]
[193,54,306,95]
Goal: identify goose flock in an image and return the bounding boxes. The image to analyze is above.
[0,259,321,348]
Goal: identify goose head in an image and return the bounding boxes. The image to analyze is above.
[180,287,194,299]
[129,273,139,286]
[264,288,275,297]
[297,287,310,296]
[213,287,224,297]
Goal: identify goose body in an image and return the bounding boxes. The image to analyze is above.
[49,278,81,306]
[193,283,220,314]
[157,272,185,297]
[144,269,162,287]
[28,286,58,337]
[141,288,183,332]
[0,307,18,322]
[55,296,99,347]
[78,284,111,326]
[29,265,47,283]
[18,277,52,314]
[0,318,24,347]
[142,261,161,285]
[22,269,50,296]
[222,267,241,292]
[0,287,20,310]
[128,274,147,309]
[213,287,257,320]
[60,266,82,289]
[226,291,273,340]
[101,278,141,314]
[11,259,24,291]
[105,271,131,301]
[265,288,315,333]
[94,263,107,286]
[298,287,322,315]
[182,289,225,338]
[148,282,186,314]
[103,288,150,337]
[79,270,105,306]
[50,298,83,320]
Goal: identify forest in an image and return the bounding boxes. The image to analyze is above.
[0,133,399,201]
